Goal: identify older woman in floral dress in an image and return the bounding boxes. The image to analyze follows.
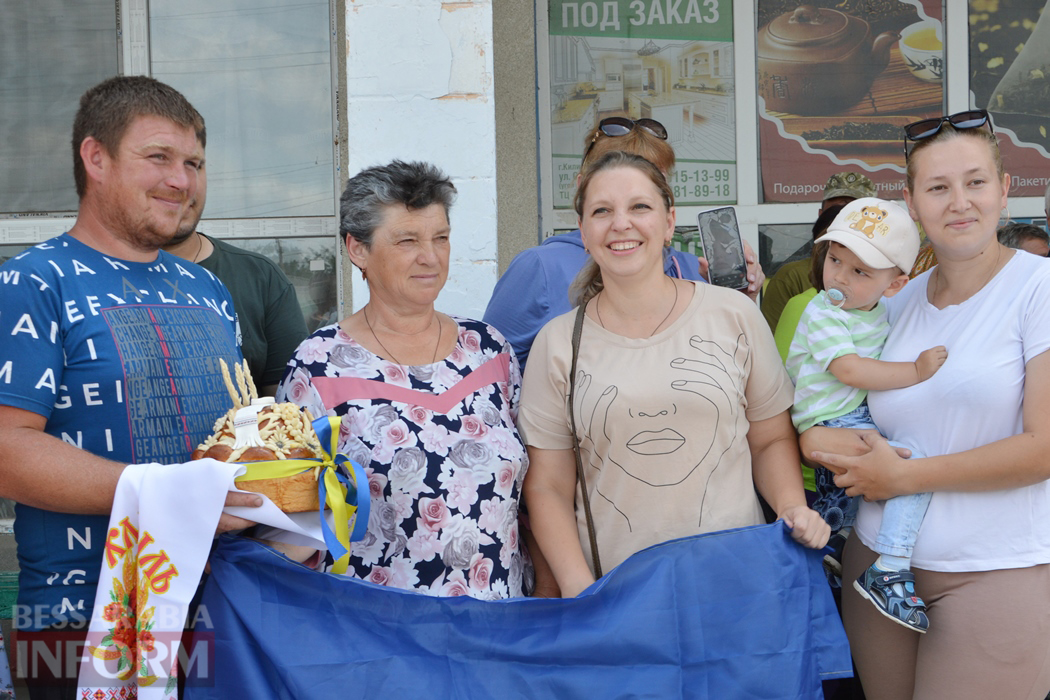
[276,160,531,598]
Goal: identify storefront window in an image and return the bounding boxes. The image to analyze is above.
[0,0,340,324]
[225,237,339,332]
[0,1,117,214]
[150,0,337,218]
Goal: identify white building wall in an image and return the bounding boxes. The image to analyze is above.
[344,0,497,319]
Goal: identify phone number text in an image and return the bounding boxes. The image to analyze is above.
[669,166,734,202]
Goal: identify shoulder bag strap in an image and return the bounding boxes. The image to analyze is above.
[568,303,603,579]
[669,251,682,279]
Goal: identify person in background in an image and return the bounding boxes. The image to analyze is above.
[804,110,1050,699]
[819,172,879,214]
[277,160,532,599]
[771,204,845,358]
[1045,179,1050,223]
[769,206,848,523]
[762,172,878,332]
[998,221,1050,257]
[0,76,259,700]
[164,167,309,395]
[483,117,763,370]
[909,237,938,279]
[520,151,828,599]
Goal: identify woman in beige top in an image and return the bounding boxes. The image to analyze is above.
[519,151,828,598]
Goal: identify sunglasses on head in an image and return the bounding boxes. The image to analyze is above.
[903,109,992,159]
[584,117,668,159]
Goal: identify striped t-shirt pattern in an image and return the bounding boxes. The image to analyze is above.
[785,292,890,432]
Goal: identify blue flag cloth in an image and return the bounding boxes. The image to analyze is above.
[186,522,850,699]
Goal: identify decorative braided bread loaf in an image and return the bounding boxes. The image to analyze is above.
[192,360,324,512]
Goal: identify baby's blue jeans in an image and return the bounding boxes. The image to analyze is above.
[816,403,933,558]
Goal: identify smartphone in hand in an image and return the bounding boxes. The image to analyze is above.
[697,206,748,290]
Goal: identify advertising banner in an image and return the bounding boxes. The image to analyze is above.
[970,0,1050,199]
[548,0,737,208]
[756,0,944,203]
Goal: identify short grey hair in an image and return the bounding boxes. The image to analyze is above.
[998,221,1050,250]
[339,160,457,246]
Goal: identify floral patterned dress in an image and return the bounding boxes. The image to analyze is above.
[276,318,531,599]
[0,629,11,700]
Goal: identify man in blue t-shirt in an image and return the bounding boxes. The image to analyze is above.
[0,76,261,698]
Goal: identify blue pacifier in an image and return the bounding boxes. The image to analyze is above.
[826,288,845,308]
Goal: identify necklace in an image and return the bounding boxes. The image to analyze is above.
[595,279,679,337]
[363,305,443,366]
[190,232,203,263]
[931,243,1003,305]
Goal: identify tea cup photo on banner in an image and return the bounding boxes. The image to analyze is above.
[755,0,944,203]
[898,20,944,83]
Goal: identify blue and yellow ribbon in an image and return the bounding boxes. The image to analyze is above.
[234,416,370,574]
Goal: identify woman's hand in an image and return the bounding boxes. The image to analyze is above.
[799,426,911,469]
[780,504,830,549]
[813,431,913,502]
[521,517,562,598]
[523,446,598,598]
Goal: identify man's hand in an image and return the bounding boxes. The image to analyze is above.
[696,240,765,302]
[742,240,765,301]
[218,490,263,533]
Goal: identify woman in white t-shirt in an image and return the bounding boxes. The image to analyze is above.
[804,111,1050,700]
[519,151,828,599]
